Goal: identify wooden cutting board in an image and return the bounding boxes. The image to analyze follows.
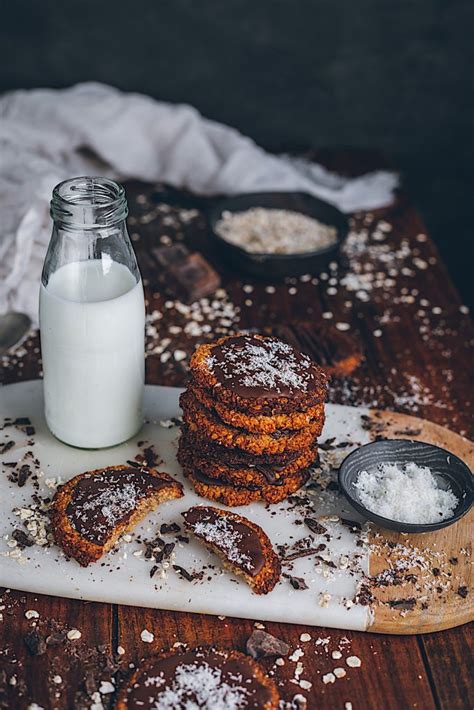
[366,409,473,633]
[0,381,471,634]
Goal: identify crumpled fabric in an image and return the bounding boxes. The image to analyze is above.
[0,82,398,321]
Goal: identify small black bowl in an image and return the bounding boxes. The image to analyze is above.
[338,439,473,533]
[207,191,349,279]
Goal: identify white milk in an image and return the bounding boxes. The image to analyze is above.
[39,259,145,448]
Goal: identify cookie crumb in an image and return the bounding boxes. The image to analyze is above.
[140,629,154,643]
[25,610,39,619]
[66,629,81,640]
[346,655,362,668]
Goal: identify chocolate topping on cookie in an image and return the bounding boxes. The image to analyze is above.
[117,648,278,709]
[207,334,317,399]
[66,468,171,545]
[183,506,265,576]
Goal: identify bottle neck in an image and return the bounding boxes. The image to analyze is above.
[50,177,128,231]
[43,177,140,287]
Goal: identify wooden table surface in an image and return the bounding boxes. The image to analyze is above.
[1,150,472,709]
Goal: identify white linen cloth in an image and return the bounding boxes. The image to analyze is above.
[0,82,398,321]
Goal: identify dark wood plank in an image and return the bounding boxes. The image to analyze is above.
[1,151,472,709]
[420,625,474,710]
[117,608,437,709]
[0,589,114,709]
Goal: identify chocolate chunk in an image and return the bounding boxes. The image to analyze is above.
[163,542,175,558]
[149,565,158,578]
[14,417,31,426]
[304,517,327,535]
[432,567,440,576]
[12,529,34,548]
[449,557,458,565]
[17,464,31,487]
[457,586,468,599]
[24,630,47,655]
[284,574,309,590]
[319,438,336,451]
[388,598,416,610]
[152,244,221,302]
[246,629,290,659]
[25,426,35,436]
[173,564,202,582]
[141,445,159,468]
[160,522,181,534]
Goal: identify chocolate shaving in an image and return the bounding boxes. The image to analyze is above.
[283,574,309,590]
[173,564,203,582]
[246,629,290,659]
[304,517,327,535]
[0,440,15,455]
[283,544,326,561]
[319,438,336,451]
[160,522,181,534]
[17,464,31,487]
[388,598,416,610]
[340,518,362,532]
[12,529,34,548]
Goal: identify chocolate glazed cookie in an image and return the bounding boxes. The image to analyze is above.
[190,382,325,433]
[178,441,310,506]
[180,390,324,455]
[181,428,318,487]
[189,334,328,415]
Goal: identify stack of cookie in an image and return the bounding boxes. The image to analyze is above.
[178,334,328,506]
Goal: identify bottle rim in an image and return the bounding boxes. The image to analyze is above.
[50,176,128,229]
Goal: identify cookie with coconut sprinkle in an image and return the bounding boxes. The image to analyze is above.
[115,647,279,709]
[182,506,281,594]
[50,465,183,566]
[189,335,328,415]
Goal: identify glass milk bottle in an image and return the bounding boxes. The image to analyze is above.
[39,177,145,448]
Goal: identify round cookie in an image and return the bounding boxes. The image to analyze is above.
[191,382,325,433]
[178,442,310,506]
[115,647,280,709]
[182,427,309,468]
[180,390,324,455]
[180,430,318,488]
[189,333,328,415]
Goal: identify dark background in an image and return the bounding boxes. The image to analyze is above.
[1,0,473,306]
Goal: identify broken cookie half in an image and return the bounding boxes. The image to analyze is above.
[51,465,183,566]
[182,505,281,594]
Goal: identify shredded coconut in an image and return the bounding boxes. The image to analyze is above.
[145,660,250,709]
[193,516,253,571]
[355,462,458,524]
[208,338,313,394]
